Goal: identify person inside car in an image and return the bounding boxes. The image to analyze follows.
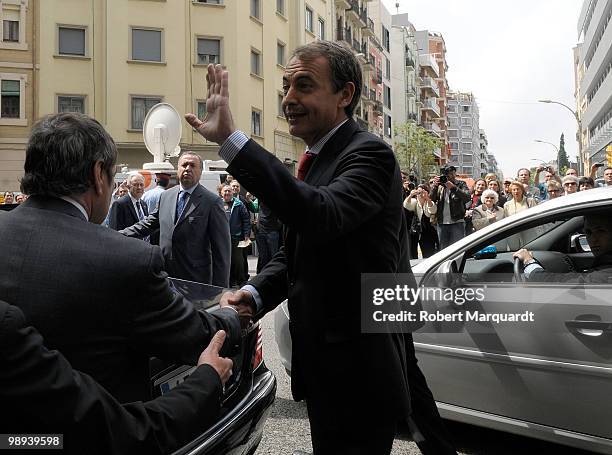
[513,213,612,282]
[0,300,233,455]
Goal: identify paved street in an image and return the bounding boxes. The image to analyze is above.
[247,257,596,455]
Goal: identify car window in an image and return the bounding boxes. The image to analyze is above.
[488,220,567,253]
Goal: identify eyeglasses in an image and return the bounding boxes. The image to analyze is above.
[564,182,577,186]
[548,190,560,194]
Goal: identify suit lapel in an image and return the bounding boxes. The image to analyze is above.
[306,119,359,186]
[126,197,138,222]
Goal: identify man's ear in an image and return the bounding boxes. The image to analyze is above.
[338,82,356,109]
[93,161,106,195]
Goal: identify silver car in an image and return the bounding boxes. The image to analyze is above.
[274,187,612,454]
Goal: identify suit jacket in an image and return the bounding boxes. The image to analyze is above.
[108,194,148,231]
[121,184,231,287]
[228,119,413,420]
[0,301,223,455]
[0,196,239,402]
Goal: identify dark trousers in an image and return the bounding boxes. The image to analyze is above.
[437,222,465,250]
[230,238,248,286]
[405,333,457,455]
[409,231,437,259]
[255,230,280,273]
[306,397,397,455]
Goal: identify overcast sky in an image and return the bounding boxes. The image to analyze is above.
[382,0,584,177]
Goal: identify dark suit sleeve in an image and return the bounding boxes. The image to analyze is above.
[108,200,120,231]
[249,245,289,315]
[127,246,240,363]
[209,197,231,288]
[0,302,223,455]
[227,138,395,242]
[120,208,160,238]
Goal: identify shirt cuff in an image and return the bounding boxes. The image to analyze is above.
[241,284,263,313]
[219,130,249,164]
[524,262,543,278]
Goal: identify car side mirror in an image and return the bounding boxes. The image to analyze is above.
[433,257,461,288]
[571,234,591,252]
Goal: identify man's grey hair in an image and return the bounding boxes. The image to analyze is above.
[290,40,362,117]
[128,173,144,185]
[21,113,117,197]
[179,151,203,170]
[480,189,499,205]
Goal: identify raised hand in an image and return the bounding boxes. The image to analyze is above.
[198,330,234,385]
[185,64,236,145]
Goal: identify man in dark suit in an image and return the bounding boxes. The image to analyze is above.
[0,300,232,455]
[108,173,148,231]
[186,41,455,455]
[120,152,231,287]
[0,113,240,403]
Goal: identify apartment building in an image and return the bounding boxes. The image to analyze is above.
[6,0,332,179]
[0,0,34,191]
[390,14,419,128]
[479,129,500,178]
[446,91,483,179]
[576,0,612,171]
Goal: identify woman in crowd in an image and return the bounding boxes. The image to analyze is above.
[403,184,438,259]
[472,189,505,230]
[503,181,538,217]
[579,176,595,191]
[487,180,507,206]
[545,180,563,200]
[465,179,487,234]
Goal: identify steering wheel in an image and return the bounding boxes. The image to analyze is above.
[513,256,524,283]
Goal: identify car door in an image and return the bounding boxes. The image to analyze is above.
[413,206,612,439]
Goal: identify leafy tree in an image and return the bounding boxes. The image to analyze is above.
[393,122,442,181]
[557,133,570,173]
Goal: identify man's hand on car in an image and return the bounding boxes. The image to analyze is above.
[198,330,234,385]
[220,290,256,329]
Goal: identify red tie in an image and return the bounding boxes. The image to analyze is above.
[297,151,316,181]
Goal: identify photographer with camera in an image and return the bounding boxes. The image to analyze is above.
[429,165,470,250]
[404,183,438,258]
[534,165,562,201]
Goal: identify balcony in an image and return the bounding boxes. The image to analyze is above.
[336,27,352,47]
[419,54,439,78]
[373,99,383,116]
[421,98,441,117]
[420,76,440,97]
[405,56,415,68]
[423,121,442,137]
[352,38,363,54]
[362,18,375,37]
[363,53,375,71]
[372,68,382,84]
[335,0,351,9]
[406,83,417,96]
[363,88,376,106]
[407,112,418,122]
[346,0,366,26]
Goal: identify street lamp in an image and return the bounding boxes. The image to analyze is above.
[538,99,583,173]
[533,139,559,169]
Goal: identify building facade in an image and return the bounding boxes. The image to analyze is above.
[576,0,612,171]
[0,0,34,191]
[446,91,483,179]
[3,0,335,183]
[390,13,419,129]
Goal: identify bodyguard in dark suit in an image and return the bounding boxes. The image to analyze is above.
[120,152,231,287]
[186,42,455,455]
[0,113,240,403]
[108,173,148,231]
[0,300,233,455]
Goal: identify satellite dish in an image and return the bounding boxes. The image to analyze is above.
[142,103,182,172]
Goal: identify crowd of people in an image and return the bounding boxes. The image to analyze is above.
[0,190,27,204]
[402,163,612,258]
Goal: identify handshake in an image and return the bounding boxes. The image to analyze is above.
[199,290,257,385]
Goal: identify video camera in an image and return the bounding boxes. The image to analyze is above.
[439,166,454,185]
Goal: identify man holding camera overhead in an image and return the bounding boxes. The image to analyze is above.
[429,165,470,250]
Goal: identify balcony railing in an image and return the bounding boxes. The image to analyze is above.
[347,0,368,26]
[418,54,439,77]
[362,18,375,36]
[405,56,415,68]
[336,27,352,45]
[423,121,442,136]
[373,99,383,115]
[421,98,441,117]
[372,68,382,84]
[420,76,440,97]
